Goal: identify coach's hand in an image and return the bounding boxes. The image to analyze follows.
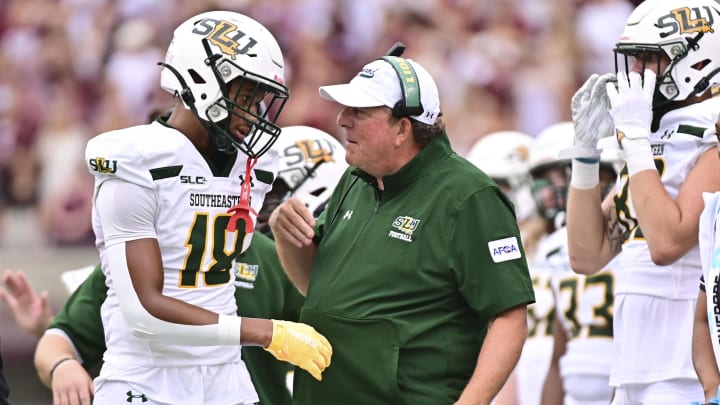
[265,320,332,381]
[269,197,316,248]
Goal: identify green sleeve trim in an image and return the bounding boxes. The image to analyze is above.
[254,169,275,185]
[150,165,183,180]
[677,124,706,138]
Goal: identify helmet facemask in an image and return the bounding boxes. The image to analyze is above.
[613,44,671,108]
[530,163,570,229]
[198,40,288,157]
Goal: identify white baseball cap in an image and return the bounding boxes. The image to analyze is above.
[319,58,441,125]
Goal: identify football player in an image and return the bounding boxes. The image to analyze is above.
[565,0,720,403]
[535,125,622,405]
[4,126,348,405]
[82,11,331,404]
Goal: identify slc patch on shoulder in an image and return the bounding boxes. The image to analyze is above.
[488,236,522,263]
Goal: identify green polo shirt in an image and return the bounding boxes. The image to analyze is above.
[49,233,304,405]
[294,132,535,405]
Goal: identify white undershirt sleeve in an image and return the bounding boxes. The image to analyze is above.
[95,179,242,346]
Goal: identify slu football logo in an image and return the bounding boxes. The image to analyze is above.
[658,7,714,36]
[234,261,258,289]
[388,216,420,243]
[88,157,117,174]
[192,18,258,60]
[392,216,420,235]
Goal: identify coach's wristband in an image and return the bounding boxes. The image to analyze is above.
[49,357,77,379]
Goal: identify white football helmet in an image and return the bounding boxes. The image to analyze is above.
[614,0,720,107]
[528,122,575,227]
[530,122,622,226]
[256,126,348,235]
[160,11,289,157]
[466,131,536,222]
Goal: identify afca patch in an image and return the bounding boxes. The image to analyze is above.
[488,236,522,263]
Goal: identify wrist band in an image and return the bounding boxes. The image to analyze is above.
[571,159,600,189]
[217,314,242,345]
[49,357,76,379]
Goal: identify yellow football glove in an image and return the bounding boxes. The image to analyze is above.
[264,320,332,381]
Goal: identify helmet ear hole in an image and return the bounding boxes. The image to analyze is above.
[188,69,206,84]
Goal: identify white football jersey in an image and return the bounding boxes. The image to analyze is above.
[613,97,720,298]
[515,229,558,405]
[86,121,277,367]
[548,227,615,402]
[610,97,720,386]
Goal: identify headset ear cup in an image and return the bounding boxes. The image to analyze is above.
[380,56,423,118]
[392,101,406,118]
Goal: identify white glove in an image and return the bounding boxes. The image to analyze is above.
[606,69,656,176]
[559,73,615,161]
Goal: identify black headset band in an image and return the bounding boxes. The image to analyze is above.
[380,56,424,117]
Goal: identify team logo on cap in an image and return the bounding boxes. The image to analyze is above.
[358,67,379,79]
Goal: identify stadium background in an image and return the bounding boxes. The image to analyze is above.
[0,0,639,403]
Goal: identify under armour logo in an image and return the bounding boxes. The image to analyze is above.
[126,390,148,403]
[343,210,353,220]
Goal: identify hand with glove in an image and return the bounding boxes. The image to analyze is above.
[563,72,616,189]
[606,69,656,176]
[561,72,616,161]
[264,319,332,381]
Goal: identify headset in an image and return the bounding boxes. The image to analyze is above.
[378,42,424,118]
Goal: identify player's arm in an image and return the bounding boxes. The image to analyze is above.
[692,288,720,402]
[540,317,568,405]
[564,73,622,275]
[455,304,528,405]
[269,196,317,295]
[567,179,621,274]
[630,149,720,265]
[605,71,720,264]
[97,179,331,379]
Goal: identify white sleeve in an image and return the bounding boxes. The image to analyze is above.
[95,178,157,245]
[96,180,242,346]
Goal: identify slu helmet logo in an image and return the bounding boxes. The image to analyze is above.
[192,18,258,60]
[658,7,715,36]
[283,138,337,167]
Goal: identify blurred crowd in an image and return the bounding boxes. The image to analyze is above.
[0,0,637,247]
